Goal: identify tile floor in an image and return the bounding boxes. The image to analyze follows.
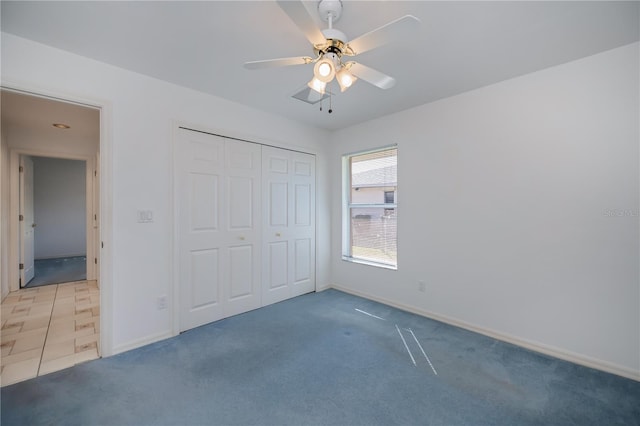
[1,280,100,387]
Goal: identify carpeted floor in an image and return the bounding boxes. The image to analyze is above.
[1,289,638,425]
[25,256,87,288]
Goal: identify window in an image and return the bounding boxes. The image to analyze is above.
[342,146,397,269]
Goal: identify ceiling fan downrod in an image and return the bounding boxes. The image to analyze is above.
[315,0,348,61]
[318,0,343,27]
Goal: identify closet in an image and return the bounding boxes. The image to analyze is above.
[175,128,315,332]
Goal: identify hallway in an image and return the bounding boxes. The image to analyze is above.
[1,280,100,386]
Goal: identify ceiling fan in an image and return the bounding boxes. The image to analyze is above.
[244,0,420,96]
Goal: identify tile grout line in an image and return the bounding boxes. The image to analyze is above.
[2,281,99,385]
[36,284,59,377]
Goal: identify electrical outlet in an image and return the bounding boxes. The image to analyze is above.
[418,281,426,292]
[157,295,167,310]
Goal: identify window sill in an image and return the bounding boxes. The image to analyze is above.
[341,256,397,271]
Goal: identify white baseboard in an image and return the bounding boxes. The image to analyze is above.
[111,330,174,357]
[330,284,640,382]
[315,283,331,292]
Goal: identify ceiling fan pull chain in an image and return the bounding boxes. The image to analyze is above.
[328,90,333,114]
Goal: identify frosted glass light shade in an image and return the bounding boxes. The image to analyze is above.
[336,67,357,92]
[313,57,335,83]
[318,62,332,77]
[308,77,327,94]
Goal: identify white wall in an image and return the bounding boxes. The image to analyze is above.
[330,43,639,379]
[1,33,332,355]
[32,156,86,259]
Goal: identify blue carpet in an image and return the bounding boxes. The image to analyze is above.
[25,256,87,288]
[1,289,638,425]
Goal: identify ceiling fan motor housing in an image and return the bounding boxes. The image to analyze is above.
[317,29,352,59]
[322,28,347,44]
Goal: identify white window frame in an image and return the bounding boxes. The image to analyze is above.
[341,145,398,270]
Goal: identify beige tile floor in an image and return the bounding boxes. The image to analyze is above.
[1,280,100,387]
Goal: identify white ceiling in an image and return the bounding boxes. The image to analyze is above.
[1,1,638,131]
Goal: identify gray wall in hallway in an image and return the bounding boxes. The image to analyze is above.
[33,156,86,259]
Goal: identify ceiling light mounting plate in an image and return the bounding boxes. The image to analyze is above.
[318,0,343,24]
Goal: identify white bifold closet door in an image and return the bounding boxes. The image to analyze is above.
[262,146,316,306]
[177,129,262,332]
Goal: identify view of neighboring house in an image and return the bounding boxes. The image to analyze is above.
[349,149,397,266]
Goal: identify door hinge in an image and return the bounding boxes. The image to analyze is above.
[94,214,97,220]
[19,166,23,173]
[94,170,97,177]
[19,214,24,221]
[101,241,104,248]
[94,258,98,265]
[19,263,24,270]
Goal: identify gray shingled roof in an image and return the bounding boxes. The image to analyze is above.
[352,164,397,187]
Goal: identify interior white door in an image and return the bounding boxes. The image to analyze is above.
[262,147,315,305]
[19,155,35,286]
[222,139,262,317]
[290,151,315,298]
[177,129,261,332]
[92,152,100,282]
[178,130,226,331]
[262,147,290,305]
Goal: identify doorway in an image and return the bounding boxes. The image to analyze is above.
[2,89,100,293]
[19,155,89,288]
[1,88,108,383]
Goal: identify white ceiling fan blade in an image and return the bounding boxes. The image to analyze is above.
[346,15,421,56]
[349,62,396,90]
[244,56,313,70]
[276,0,327,47]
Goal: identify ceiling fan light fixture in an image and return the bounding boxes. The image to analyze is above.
[318,62,332,77]
[313,57,335,83]
[308,77,327,94]
[245,1,421,106]
[336,66,356,92]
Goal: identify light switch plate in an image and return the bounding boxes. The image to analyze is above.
[137,210,153,223]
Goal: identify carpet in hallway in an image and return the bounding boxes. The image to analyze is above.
[25,256,87,288]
